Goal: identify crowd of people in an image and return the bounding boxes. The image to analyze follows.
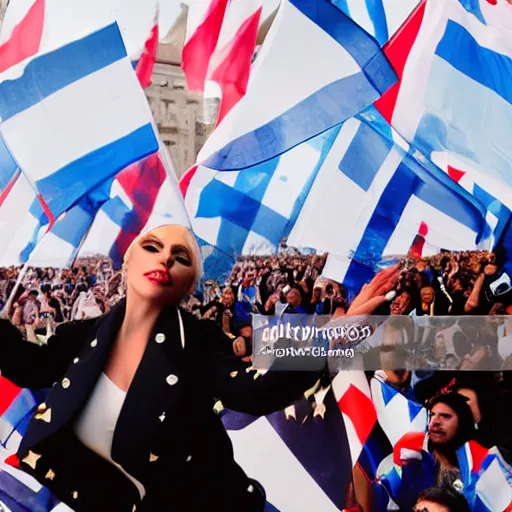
[0,247,511,511]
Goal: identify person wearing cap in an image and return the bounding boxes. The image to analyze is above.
[0,224,325,511]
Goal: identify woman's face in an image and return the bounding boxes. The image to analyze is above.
[125,225,197,306]
[222,287,235,307]
[420,287,434,304]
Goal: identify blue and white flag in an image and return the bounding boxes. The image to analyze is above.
[221,387,353,511]
[197,0,397,171]
[0,22,158,220]
[382,0,512,199]
[332,0,421,46]
[285,111,511,292]
[0,172,41,267]
[185,126,340,278]
[0,136,18,199]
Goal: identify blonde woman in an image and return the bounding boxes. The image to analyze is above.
[0,224,324,511]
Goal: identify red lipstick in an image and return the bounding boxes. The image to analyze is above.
[144,270,172,286]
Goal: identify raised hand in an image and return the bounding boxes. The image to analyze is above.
[343,264,399,316]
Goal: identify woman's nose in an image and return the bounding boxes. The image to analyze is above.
[164,256,174,269]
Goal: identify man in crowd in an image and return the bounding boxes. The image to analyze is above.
[413,487,470,512]
[384,393,477,510]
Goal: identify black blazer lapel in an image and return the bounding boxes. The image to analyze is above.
[19,301,126,457]
[111,306,186,479]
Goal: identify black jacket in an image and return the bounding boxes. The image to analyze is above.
[0,300,325,511]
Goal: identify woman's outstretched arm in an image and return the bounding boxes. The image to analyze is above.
[198,319,326,417]
[0,318,96,389]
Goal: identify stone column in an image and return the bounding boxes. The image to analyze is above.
[145,63,214,179]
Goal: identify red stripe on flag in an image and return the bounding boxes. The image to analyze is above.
[447,165,466,183]
[136,23,158,89]
[38,194,55,231]
[338,384,377,445]
[374,0,426,124]
[0,170,20,208]
[0,377,22,416]
[209,7,262,126]
[114,154,167,257]
[4,454,20,469]
[182,0,230,91]
[179,164,199,198]
[0,0,45,73]
[468,440,489,473]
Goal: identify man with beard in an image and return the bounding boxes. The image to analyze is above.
[381,393,477,510]
[426,393,476,488]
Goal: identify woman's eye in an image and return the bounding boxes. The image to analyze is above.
[142,244,159,253]
[175,255,191,266]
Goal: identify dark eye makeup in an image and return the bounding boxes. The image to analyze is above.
[142,244,160,253]
[141,239,192,266]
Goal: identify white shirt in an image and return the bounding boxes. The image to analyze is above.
[74,372,146,499]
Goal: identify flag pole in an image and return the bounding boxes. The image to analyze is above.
[0,222,49,319]
[0,261,31,319]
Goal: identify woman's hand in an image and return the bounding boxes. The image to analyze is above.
[459,345,487,370]
[204,306,217,319]
[341,264,399,317]
[233,337,246,357]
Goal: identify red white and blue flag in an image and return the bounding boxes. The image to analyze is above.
[376,0,512,201]
[0,0,159,87]
[196,0,397,171]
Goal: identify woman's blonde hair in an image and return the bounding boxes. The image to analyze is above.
[123,225,204,294]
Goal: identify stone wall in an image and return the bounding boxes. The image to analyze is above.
[0,0,7,23]
[145,63,216,179]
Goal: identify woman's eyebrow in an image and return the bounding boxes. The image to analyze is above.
[141,235,164,248]
[172,244,192,254]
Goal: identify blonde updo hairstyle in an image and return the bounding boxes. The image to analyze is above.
[122,224,204,295]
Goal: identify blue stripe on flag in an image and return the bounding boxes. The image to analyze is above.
[35,123,158,216]
[3,390,37,433]
[287,125,343,228]
[196,179,288,254]
[348,162,415,278]
[19,197,49,263]
[0,23,127,122]
[104,196,133,267]
[51,201,98,247]
[408,400,424,423]
[290,0,388,73]
[265,389,353,508]
[0,136,18,191]
[339,121,393,191]
[404,152,487,232]
[332,0,349,16]
[197,157,280,256]
[473,184,501,217]
[102,196,131,226]
[204,71,395,171]
[435,20,512,105]
[457,0,487,25]
[380,381,398,406]
[358,422,393,481]
[365,0,389,44]
[0,471,61,511]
